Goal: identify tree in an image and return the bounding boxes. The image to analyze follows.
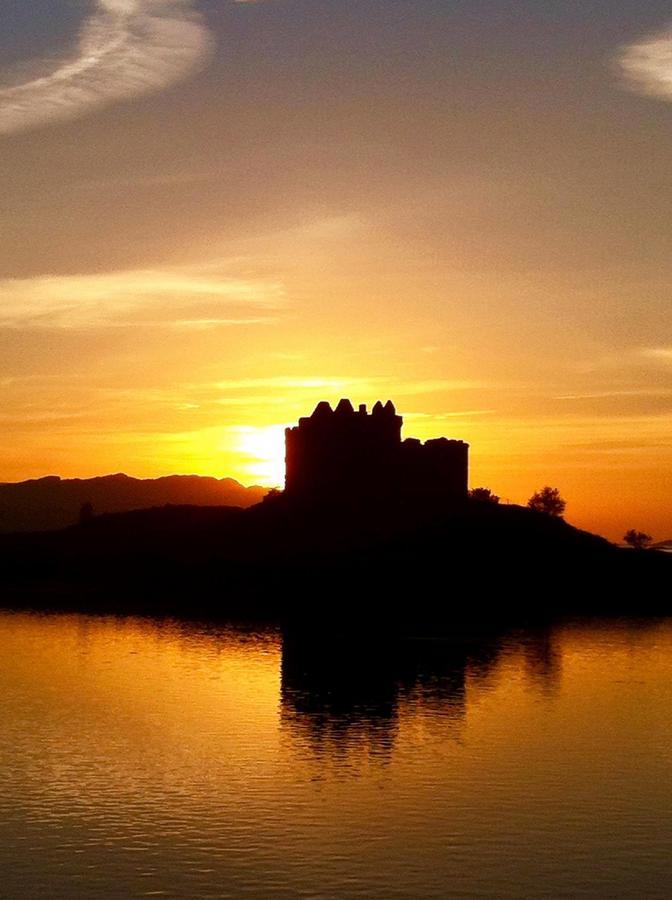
[527,486,566,518]
[79,501,94,524]
[469,487,500,504]
[623,529,652,551]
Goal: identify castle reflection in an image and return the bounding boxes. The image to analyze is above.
[279,627,559,759]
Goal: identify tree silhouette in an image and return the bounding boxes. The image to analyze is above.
[469,487,500,504]
[527,486,566,518]
[79,501,94,524]
[623,529,652,550]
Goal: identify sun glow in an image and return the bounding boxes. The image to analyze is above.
[234,425,287,487]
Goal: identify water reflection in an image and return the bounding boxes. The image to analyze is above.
[280,629,524,757]
[2,612,672,899]
[280,625,573,762]
[520,628,563,695]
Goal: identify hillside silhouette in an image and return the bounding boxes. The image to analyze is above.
[652,539,672,553]
[1,399,669,623]
[0,474,267,533]
[1,493,669,622]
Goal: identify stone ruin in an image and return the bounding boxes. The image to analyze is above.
[284,399,468,505]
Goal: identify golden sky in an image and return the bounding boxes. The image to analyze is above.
[1,0,671,540]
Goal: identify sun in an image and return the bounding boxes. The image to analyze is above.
[234,425,287,488]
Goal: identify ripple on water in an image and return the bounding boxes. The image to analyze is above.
[0,612,672,898]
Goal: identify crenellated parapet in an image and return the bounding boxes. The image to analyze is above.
[285,399,468,505]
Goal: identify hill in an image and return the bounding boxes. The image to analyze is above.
[0,474,268,533]
[652,540,672,553]
[1,495,669,623]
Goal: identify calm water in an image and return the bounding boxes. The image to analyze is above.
[1,611,672,898]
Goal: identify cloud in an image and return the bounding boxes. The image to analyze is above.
[553,389,672,400]
[619,24,672,101]
[0,0,213,135]
[214,376,379,391]
[211,376,489,397]
[0,267,284,328]
[641,347,672,362]
[404,410,495,419]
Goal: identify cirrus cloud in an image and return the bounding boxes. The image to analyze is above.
[619,24,672,101]
[0,266,284,329]
[0,0,214,135]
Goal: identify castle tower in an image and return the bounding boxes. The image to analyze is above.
[285,399,402,499]
[284,400,468,505]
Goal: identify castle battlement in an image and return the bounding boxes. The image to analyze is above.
[285,400,468,504]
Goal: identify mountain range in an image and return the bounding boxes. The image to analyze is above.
[0,474,268,533]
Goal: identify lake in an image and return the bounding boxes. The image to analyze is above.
[1,610,671,898]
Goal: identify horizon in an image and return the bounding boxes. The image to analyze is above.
[2,1,671,543]
[0,393,669,543]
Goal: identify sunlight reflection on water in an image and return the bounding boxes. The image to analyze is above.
[1,611,671,897]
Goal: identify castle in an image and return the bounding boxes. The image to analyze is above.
[285,399,468,504]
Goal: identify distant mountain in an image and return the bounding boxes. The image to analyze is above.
[0,474,268,533]
[652,540,672,553]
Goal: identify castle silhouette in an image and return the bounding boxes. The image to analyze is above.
[285,399,468,504]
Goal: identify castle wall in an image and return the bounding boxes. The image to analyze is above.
[399,437,469,500]
[285,400,468,504]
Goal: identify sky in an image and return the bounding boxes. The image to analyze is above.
[1,0,671,541]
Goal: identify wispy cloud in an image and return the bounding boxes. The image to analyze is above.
[619,24,672,101]
[211,376,488,397]
[641,347,672,362]
[553,389,672,400]
[0,0,213,135]
[404,410,495,419]
[572,347,672,373]
[0,267,284,328]
[213,376,379,392]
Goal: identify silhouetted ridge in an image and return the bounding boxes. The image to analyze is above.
[652,539,672,553]
[0,474,267,533]
[0,400,669,620]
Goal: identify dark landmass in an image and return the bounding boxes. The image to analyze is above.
[652,540,672,553]
[1,493,669,626]
[0,474,268,533]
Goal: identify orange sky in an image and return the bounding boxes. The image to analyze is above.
[1,0,671,542]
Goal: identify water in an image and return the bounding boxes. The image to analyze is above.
[1,610,672,898]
